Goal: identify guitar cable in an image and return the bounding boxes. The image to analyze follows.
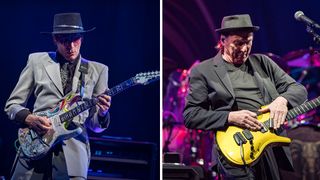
[10,146,22,178]
[239,142,247,167]
[14,139,20,152]
[240,141,253,175]
[234,132,248,166]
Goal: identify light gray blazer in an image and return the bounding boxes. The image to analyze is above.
[5,52,110,177]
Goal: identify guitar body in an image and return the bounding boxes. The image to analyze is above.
[216,111,291,166]
[18,93,83,160]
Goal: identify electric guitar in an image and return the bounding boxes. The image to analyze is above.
[18,71,159,160]
[216,96,320,166]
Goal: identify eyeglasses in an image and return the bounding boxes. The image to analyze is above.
[54,33,83,44]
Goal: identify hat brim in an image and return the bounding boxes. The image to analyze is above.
[40,27,96,34]
[215,26,260,33]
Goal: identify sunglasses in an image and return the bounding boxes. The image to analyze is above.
[54,33,83,44]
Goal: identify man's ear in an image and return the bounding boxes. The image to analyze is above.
[221,36,226,42]
[52,35,57,45]
[220,36,226,46]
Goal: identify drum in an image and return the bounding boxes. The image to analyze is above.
[162,121,214,170]
[162,123,189,155]
[280,126,320,179]
[279,49,320,179]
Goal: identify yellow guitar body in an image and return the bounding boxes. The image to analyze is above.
[216,110,291,166]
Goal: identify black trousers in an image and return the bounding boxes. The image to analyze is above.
[217,149,281,180]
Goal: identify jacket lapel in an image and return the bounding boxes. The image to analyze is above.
[43,53,64,95]
[211,53,235,98]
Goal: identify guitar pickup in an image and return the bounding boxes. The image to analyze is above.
[233,132,247,146]
[242,129,254,141]
[260,123,268,133]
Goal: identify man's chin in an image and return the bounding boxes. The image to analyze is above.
[234,56,248,64]
[65,55,77,62]
[234,59,245,64]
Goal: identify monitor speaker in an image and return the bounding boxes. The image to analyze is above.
[88,137,157,180]
[163,164,204,180]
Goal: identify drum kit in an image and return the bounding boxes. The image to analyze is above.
[282,48,320,129]
[163,48,320,175]
[163,60,214,170]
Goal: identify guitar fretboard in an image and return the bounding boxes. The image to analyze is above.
[59,99,98,123]
[105,78,136,96]
[59,78,137,123]
[286,96,320,120]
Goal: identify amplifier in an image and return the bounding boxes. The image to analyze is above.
[163,164,204,180]
[88,136,157,180]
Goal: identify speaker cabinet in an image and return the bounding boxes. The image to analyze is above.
[163,164,204,180]
[88,137,157,180]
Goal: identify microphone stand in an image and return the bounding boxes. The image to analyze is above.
[306,26,320,44]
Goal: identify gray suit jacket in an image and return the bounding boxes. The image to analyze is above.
[183,52,308,171]
[5,52,110,177]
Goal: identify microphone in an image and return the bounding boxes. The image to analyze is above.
[294,11,320,29]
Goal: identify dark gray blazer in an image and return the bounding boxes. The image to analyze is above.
[183,52,308,170]
[5,52,110,177]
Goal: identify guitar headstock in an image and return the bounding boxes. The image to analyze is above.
[134,71,160,85]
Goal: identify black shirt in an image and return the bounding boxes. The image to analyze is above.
[223,60,265,112]
[56,52,79,95]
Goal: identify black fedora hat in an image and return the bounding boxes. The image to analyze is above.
[215,14,259,33]
[42,13,95,34]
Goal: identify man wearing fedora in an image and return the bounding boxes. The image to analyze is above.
[5,13,111,179]
[183,14,307,179]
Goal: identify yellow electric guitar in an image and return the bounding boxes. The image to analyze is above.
[216,96,320,166]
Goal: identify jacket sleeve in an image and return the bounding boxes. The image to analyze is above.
[262,56,308,107]
[183,66,229,131]
[85,65,110,133]
[4,55,35,125]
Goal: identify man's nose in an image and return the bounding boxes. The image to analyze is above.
[64,41,75,49]
[240,44,248,51]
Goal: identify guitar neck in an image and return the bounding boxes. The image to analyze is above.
[57,71,159,124]
[59,78,137,123]
[105,78,136,96]
[286,96,320,120]
[59,98,98,123]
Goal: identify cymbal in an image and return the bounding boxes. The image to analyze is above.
[283,48,320,67]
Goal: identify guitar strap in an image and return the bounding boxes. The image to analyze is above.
[78,59,89,98]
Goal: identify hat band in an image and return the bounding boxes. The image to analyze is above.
[54,25,84,30]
